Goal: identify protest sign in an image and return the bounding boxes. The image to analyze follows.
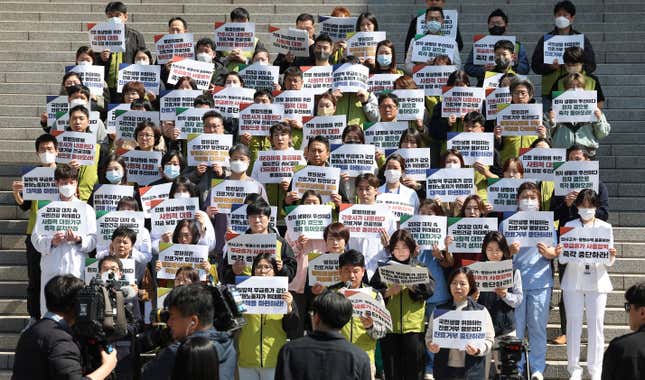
[543,34,584,64]
[159,90,203,120]
[416,9,458,39]
[473,35,517,65]
[442,86,486,117]
[301,66,334,95]
[53,131,96,166]
[238,103,284,136]
[412,65,457,96]
[291,165,340,203]
[211,86,256,118]
[52,109,101,134]
[117,64,161,95]
[167,57,214,90]
[487,178,531,212]
[559,226,613,265]
[519,147,566,181]
[339,204,395,239]
[308,253,341,286]
[368,73,402,94]
[112,110,159,141]
[392,89,425,120]
[285,205,333,241]
[158,243,209,280]
[364,122,409,150]
[88,22,125,52]
[269,26,309,57]
[378,262,430,286]
[467,260,514,291]
[65,64,104,96]
[432,309,489,349]
[96,210,145,248]
[35,201,89,236]
[343,289,393,331]
[46,96,68,129]
[227,233,279,267]
[387,148,431,181]
[447,132,495,166]
[332,63,370,93]
[552,90,598,123]
[21,167,57,201]
[346,31,387,59]
[154,33,194,64]
[411,34,458,63]
[496,104,543,136]
[400,215,447,250]
[447,217,498,253]
[236,276,288,314]
[553,160,599,196]
[426,168,475,202]
[376,192,415,219]
[139,183,172,218]
[186,133,232,167]
[214,22,255,51]
[210,179,261,214]
[485,87,512,120]
[302,115,345,145]
[92,184,134,213]
[253,150,306,184]
[85,257,135,286]
[228,204,277,234]
[119,149,162,186]
[174,107,211,139]
[319,16,357,41]
[239,63,280,91]
[329,144,375,177]
[150,197,199,236]
[502,211,554,247]
[482,71,504,90]
[272,90,315,121]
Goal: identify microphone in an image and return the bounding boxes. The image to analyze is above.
[344,280,353,289]
[120,285,137,299]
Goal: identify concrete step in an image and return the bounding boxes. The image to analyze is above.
[548,307,628,326]
[0,268,26,283]
[0,300,27,316]
[545,343,607,361]
[0,333,20,351]
[0,237,24,252]
[0,283,27,299]
[551,290,626,308]
[547,324,629,342]
[0,252,25,266]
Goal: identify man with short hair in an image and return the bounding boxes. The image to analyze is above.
[273,13,316,73]
[601,283,645,380]
[275,290,372,380]
[13,275,118,380]
[141,284,236,380]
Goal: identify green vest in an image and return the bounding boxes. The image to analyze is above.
[387,286,426,334]
[341,288,379,363]
[499,135,537,167]
[541,66,566,96]
[335,94,369,127]
[238,313,287,368]
[554,72,596,93]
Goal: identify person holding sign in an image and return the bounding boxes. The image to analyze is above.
[328,60,380,128]
[404,6,461,71]
[308,222,352,296]
[218,8,266,71]
[150,150,186,186]
[273,13,316,73]
[546,73,610,159]
[531,0,596,113]
[31,165,98,316]
[378,154,420,213]
[370,40,403,75]
[69,46,111,112]
[237,253,300,380]
[559,189,616,380]
[445,193,492,267]
[369,230,435,380]
[404,0,464,56]
[549,47,605,109]
[426,267,495,379]
[464,9,530,82]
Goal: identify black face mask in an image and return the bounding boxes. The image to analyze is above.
[489,25,506,36]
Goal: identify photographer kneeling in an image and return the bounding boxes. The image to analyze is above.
[13,275,118,380]
[141,284,236,380]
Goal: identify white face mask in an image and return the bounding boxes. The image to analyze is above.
[69,98,88,109]
[230,160,249,174]
[108,16,122,24]
[78,60,92,66]
[174,192,191,199]
[39,152,56,164]
[518,198,539,211]
[445,162,460,169]
[578,208,596,221]
[555,16,571,29]
[59,184,76,198]
[196,52,212,63]
[135,59,149,66]
[384,169,402,184]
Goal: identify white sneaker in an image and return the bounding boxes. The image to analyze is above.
[20,317,37,334]
[531,372,544,380]
[423,374,434,380]
[569,368,583,380]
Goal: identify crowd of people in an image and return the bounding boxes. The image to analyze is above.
[9,1,645,380]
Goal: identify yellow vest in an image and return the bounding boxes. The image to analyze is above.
[387,285,426,334]
[237,313,287,368]
[340,288,379,363]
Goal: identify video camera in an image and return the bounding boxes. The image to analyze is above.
[494,336,530,380]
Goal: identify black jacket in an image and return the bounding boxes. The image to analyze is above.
[601,325,645,380]
[531,28,596,76]
[12,318,90,380]
[550,180,609,233]
[275,330,371,380]
[94,24,146,72]
[404,16,464,59]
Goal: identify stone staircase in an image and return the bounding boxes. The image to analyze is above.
[0,0,642,378]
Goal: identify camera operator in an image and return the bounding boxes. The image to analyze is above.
[12,275,118,380]
[141,284,236,380]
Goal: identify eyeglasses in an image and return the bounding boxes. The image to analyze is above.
[255,265,274,271]
[512,90,529,96]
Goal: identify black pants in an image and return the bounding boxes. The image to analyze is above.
[25,236,41,319]
[558,262,567,335]
[380,332,425,380]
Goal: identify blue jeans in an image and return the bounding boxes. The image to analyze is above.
[515,287,551,375]
[424,303,437,374]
